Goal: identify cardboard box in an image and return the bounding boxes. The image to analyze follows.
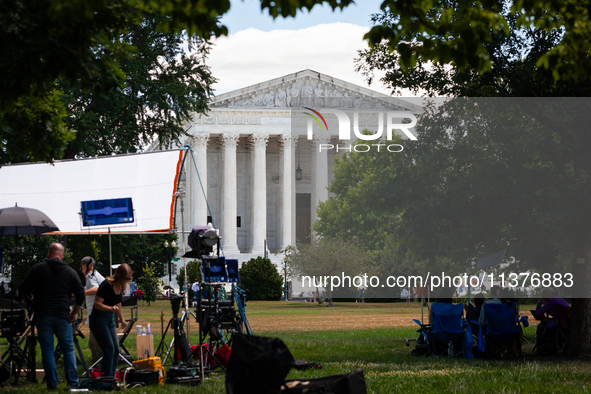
[136,334,154,360]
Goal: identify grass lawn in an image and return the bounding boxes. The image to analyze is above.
[1,300,590,393]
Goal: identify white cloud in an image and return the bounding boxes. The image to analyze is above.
[207,23,392,96]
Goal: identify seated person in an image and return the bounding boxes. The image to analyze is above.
[466,293,485,333]
[478,288,522,356]
[428,288,454,324]
[534,287,569,354]
[534,287,569,328]
[478,294,502,326]
[478,288,518,326]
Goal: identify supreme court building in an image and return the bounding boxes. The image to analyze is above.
[151,69,420,291]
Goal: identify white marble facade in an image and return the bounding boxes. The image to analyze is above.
[151,69,421,290]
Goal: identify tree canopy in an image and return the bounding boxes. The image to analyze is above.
[66,233,177,280]
[361,0,591,83]
[60,12,214,158]
[357,3,591,97]
[285,238,371,305]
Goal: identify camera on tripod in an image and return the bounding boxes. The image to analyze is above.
[169,293,184,317]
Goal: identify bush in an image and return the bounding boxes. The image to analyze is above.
[239,257,283,300]
[136,262,162,305]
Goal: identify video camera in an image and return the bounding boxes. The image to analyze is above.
[169,293,184,316]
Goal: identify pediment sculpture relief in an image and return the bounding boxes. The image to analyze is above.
[213,79,399,110]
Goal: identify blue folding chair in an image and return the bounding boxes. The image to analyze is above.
[407,303,472,358]
[479,303,521,357]
[431,303,466,357]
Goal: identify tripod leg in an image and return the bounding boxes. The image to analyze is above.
[118,352,133,367]
[7,337,28,386]
[162,338,175,365]
[155,319,173,358]
[84,357,103,377]
[74,337,90,377]
[54,344,62,364]
[25,333,37,383]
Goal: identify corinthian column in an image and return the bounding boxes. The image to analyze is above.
[277,134,296,250]
[310,135,331,227]
[188,134,209,227]
[218,134,240,253]
[247,134,269,255]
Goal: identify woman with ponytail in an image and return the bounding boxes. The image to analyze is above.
[90,264,131,377]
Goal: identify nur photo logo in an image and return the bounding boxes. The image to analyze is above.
[299,107,418,152]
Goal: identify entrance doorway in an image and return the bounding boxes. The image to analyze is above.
[296,193,311,244]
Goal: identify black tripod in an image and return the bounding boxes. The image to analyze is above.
[0,308,37,386]
[188,283,229,372]
[188,256,242,378]
[155,296,192,366]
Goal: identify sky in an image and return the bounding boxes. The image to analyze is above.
[208,0,392,95]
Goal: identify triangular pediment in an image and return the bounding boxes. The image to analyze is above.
[210,69,421,112]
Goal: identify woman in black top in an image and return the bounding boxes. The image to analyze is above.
[89,264,131,377]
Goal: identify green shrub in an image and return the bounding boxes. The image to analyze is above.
[136,262,162,305]
[239,257,283,300]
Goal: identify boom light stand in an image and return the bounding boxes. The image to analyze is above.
[183,226,221,382]
[164,240,177,288]
[174,187,191,343]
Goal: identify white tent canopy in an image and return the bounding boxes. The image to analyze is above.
[0,150,184,234]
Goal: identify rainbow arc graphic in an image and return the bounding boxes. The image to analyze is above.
[303,107,328,131]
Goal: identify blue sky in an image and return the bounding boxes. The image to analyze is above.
[221,0,384,33]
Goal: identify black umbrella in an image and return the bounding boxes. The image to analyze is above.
[0,203,59,236]
[0,204,59,384]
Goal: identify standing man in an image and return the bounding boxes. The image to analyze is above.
[19,243,84,390]
[81,256,105,368]
[191,279,200,306]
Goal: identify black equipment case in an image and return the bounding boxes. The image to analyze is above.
[282,369,367,394]
[126,369,160,386]
[166,366,201,386]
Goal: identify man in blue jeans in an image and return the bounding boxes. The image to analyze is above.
[19,243,85,390]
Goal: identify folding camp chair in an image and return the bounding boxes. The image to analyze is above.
[406,320,431,356]
[480,303,521,358]
[407,303,466,357]
[117,295,139,358]
[555,304,571,355]
[430,303,465,357]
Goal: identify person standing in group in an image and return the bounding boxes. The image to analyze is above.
[81,256,105,368]
[191,279,200,306]
[19,243,85,390]
[89,264,130,377]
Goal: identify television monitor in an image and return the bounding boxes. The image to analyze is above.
[81,198,134,227]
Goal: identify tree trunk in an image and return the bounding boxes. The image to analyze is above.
[567,233,591,356]
[569,299,591,355]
